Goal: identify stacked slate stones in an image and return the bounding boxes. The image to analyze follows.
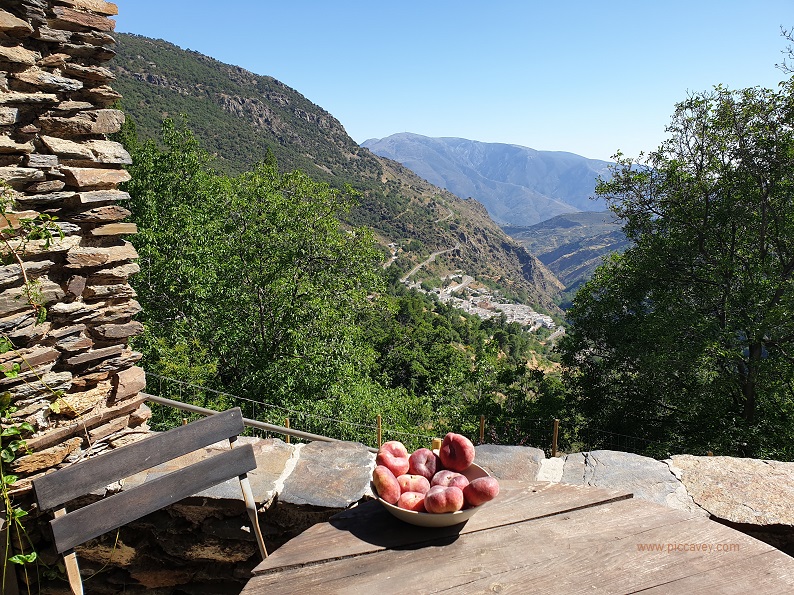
[0,0,149,490]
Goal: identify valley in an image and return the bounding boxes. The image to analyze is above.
[504,211,630,304]
[361,134,629,300]
[110,34,564,313]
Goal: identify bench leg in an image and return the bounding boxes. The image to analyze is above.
[54,508,83,595]
[63,550,83,595]
[239,474,268,559]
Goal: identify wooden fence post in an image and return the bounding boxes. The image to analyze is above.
[552,418,560,457]
[376,415,382,447]
[284,418,290,444]
[479,415,485,444]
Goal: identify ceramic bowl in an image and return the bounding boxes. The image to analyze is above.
[375,463,491,527]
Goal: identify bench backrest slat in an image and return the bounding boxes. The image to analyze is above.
[49,443,257,553]
[33,408,245,511]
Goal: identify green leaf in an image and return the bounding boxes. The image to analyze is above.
[9,441,26,457]
[0,448,14,463]
[8,552,37,565]
[2,473,17,485]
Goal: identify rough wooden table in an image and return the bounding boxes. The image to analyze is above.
[243,481,794,594]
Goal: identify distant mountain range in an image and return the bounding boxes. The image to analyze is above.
[362,133,612,226]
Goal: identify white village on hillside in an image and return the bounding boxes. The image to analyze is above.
[408,274,557,331]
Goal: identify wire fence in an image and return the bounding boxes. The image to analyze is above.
[145,373,670,458]
[565,426,671,458]
[145,373,439,451]
[483,417,554,452]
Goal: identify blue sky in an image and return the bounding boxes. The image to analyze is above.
[114,1,790,161]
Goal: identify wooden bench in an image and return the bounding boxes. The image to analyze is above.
[32,407,267,595]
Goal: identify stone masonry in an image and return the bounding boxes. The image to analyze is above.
[0,0,149,494]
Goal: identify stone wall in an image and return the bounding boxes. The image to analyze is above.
[0,0,149,492]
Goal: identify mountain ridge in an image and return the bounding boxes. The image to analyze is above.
[362,132,612,226]
[504,211,630,304]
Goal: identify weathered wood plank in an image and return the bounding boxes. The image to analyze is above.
[639,549,794,594]
[49,444,256,553]
[33,408,244,510]
[506,506,783,595]
[247,498,692,593]
[252,481,632,575]
[243,496,794,594]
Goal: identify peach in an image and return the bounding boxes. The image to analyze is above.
[372,465,400,504]
[463,476,500,507]
[397,474,431,495]
[431,469,469,490]
[408,448,442,481]
[397,491,426,512]
[424,485,464,513]
[376,441,410,476]
[438,432,475,472]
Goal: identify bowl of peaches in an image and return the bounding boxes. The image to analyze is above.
[372,433,499,527]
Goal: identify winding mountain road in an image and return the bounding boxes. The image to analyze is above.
[400,242,462,282]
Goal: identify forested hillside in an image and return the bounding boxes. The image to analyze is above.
[118,121,565,449]
[110,31,794,461]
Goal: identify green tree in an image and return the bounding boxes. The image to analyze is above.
[210,164,382,402]
[560,81,794,459]
[122,119,382,407]
[120,118,224,385]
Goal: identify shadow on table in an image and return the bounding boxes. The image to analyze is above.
[329,499,465,550]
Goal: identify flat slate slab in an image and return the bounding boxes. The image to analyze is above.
[120,436,295,506]
[474,444,545,481]
[195,437,295,504]
[669,454,794,526]
[562,450,706,515]
[278,440,374,509]
[244,438,295,504]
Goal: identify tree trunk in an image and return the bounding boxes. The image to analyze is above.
[740,341,762,422]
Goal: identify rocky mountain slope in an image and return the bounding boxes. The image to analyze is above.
[362,133,612,226]
[504,211,629,300]
[109,34,562,310]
